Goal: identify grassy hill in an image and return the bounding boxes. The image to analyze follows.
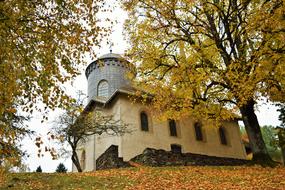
[1,166,285,190]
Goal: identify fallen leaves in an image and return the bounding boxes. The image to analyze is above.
[1,166,285,189]
[0,168,6,187]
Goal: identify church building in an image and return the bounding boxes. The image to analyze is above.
[72,52,247,171]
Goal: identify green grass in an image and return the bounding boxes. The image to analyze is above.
[1,171,135,190]
[1,166,285,190]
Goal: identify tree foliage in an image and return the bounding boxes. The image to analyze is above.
[0,0,108,165]
[123,0,284,163]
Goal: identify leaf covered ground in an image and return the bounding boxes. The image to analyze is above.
[1,166,285,190]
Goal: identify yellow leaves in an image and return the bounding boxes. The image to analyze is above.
[0,167,7,187]
[1,166,285,189]
[35,133,59,160]
[1,0,109,156]
[124,0,285,125]
[0,0,108,117]
[35,137,43,149]
[7,108,17,114]
[0,0,111,158]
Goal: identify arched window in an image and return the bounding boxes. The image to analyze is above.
[80,150,86,171]
[194,122,203,141]
[219,127,227,145]
[140,112,149,131]
[97,80,109,97]
[169,119,177,137]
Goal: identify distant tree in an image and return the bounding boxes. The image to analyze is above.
[36,166,42,173]
[0,0,110,166]
[278,104,285,128]
[0,153,30,173]
[17,162,31,173]
[261,126,279,151]
[277,104,285,164]
[55,163,67,173]
[52,92,130,172]
[241,125,282,162]
[0,141,27,167]
[0,113,31,166]
[261,126,281,162]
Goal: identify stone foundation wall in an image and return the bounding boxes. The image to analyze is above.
[131,148,250,167]
[96,145,130,170]
[96,145,250,170]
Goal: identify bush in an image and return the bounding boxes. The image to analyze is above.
[36,166,42,173]
[55,163,67,173]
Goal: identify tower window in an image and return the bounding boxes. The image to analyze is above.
[97,80,109,97]
[140,112,149,131]
[169,119,177,137]
[219,127,227,145]
[194,122,203,141]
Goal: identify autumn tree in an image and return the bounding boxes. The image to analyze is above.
[0,0,110,164]
[123,0,285,163]
[0,115,31,166]
[52,92,129,172]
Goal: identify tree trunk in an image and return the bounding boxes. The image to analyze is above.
[72,150,82,172]
[240,99,273,164]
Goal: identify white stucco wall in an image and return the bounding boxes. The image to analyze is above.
[118,95,246,161]
[73,94,246,172]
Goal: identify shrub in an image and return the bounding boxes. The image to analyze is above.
[55,163,67,173]
[36,166,42,173]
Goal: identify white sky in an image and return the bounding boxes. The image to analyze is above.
[21,4,281,173]
[21,2,128,173]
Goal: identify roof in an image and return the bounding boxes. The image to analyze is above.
[85,52,132,79]
[98,53,124,60]
[84,86,137,112]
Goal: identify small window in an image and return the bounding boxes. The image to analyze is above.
[80,150,86,171]
[140,112,149,131]
[97,80,109,97]
[194,122,203,141]
[171,144,182,154]
[169,119,177,137]
[219,127,227,145]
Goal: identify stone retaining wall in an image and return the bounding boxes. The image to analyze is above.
[96,145,130,170]
[96,146,250,170]
[131,148,251,166]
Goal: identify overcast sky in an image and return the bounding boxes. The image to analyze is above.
[21,2,128,173]
[21,3,281,173]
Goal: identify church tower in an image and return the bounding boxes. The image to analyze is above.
[85,52,131,102]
